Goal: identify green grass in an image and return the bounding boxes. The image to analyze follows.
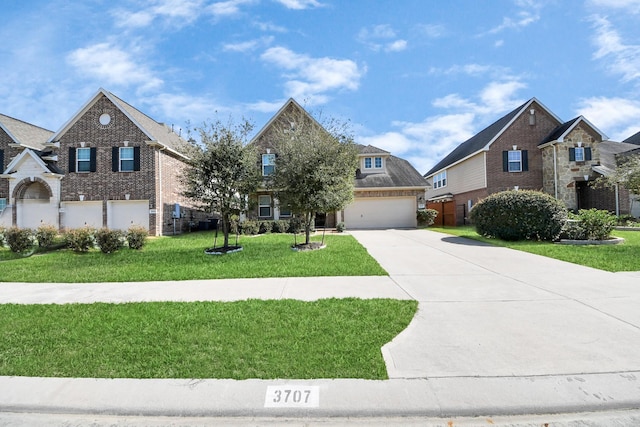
[0,299,417,379]
[0,232,386,282]
[430,226,640,272]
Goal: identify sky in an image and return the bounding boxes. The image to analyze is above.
[2,0,640,175]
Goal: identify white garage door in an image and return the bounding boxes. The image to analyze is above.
[61,201,103,230]
[107,200,149,232]
[344,197,416,229]
[17,200,58,229]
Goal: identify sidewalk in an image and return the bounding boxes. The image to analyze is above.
[1,229,640,421]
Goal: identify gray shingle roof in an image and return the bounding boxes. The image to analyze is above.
[355,144,426,189]
[540,117,581,145]
[623,130,640,145]
[424,99,533,177]
[0,113,53,150]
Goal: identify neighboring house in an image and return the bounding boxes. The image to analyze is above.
[424,97,640,226]
[249,98,427,229]
[0,88,199,235]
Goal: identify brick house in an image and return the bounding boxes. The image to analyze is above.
[0,88,199,235]
[424,98,640,226]
[250,98,427,229]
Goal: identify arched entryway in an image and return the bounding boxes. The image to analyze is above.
[12,178,58,229]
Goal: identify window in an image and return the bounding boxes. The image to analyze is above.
[508,150,522,172]
[0,198,6,213]
[433,171,447,189]
[364,156,383,169]
[258,195,272,217]
[119,147,135,171]
[574,147,585,162]
[262,154,275,176]
[279,205,292,217]
[77,147,91,172]
[570,147,591,162]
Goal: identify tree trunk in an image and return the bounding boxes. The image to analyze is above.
[222,214,230,248]
[305,211,313,244]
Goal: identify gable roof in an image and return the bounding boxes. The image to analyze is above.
[355,144,426,189]
[539,115,608,147]
[250,98,322,145]
[623,130,640,145]
[424,98,561,177]
[47,88,189,159]
[0,113,53,150]
[2,148,63,176]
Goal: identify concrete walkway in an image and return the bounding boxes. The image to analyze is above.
[1,229,640,422]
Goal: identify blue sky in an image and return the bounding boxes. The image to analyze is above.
[2,0,640,174]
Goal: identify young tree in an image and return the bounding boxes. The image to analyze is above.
[593,152,640,214]
[182,117,260,250]
[269,109,359,246]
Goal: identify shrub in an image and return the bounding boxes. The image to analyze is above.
[258,221,271,234]
[576,208,616,240]
[5,227,36,254]
[272,220,289,233]
[127,225,148,250]
[240,220,259,235]
[336,222,346,233]
[65,227,96,253]
[35,224,59,248]
[0,226,6,247]
[470,190,567,241]
[287,217,304,234]
[416,209,439,227]
[94,228,125,253]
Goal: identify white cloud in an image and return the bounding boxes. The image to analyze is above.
[246,99,287,113]
[223,36,274,52]
[590,15,640,82]
[588,0,640,12]
[576,96,640,140]
[357,24,408,52]
[113,0,205,28]
[484,0,542,35]
[207,0,256,17]
[66,43,163,92]
[260,46,364,103]
[143,92,228,125]
[274,0,323,9]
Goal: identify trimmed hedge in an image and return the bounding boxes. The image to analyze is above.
[65,227,96,253]
[127,225,149,250]
[561,209,616,241]
[35,224,58,249]
[470,190,567,241]
[5,227,36,254]
[417,209,439,227]
[95,228,125,253]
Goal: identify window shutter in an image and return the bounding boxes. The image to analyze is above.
[502,151,508,172]
[585,147,592,161]
[133,146,141,171]
[112,147,119,172]
[569,147,576,161]
[522,150,528,171]
[89,147,97,172]
[0,149,4,171]
[68,148,76,172]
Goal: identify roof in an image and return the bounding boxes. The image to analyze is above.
[358,144,390,155]
[623,130,640,145]
[355,144,426,189]
[539,116,608,146]
[2,148,63,176]
[597,140,640,172]
[250,98,322,145]
[0,113,53,150]
[47,88,189,159]
[424,98,560,177]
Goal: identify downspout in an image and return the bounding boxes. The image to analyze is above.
[553,143,558,199]
[615,183,620,216]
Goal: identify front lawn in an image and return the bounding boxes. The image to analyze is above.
[0,232,386,282]
[430,226,640,272]
[0,299,417,379]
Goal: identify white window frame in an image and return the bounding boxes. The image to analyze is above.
[262,154,275,176]
[508,150,522,172]
[374,157,383,168]
[77,147,91,173]
[433,171,447,189]
[364,157,372,169]
[574,147,585,162]
[364,156,383,170]
[119,147,134,172]
[258,195,272,218]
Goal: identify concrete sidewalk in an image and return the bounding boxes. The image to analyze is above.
[1,229,640,422]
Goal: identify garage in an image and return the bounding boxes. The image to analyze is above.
[61,201,103,229]
[107,200,149,232]
[343,197,417,229]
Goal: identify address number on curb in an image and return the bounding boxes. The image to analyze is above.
[264,385,319,408]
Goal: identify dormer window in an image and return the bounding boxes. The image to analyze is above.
[364,156,383,169]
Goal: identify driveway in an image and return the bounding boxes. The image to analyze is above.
[350,229,640,379]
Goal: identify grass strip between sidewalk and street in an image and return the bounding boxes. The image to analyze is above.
[0,232,387,283]
[429,226,640,272]
[0,299,417,380]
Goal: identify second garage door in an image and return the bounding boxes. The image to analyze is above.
[344,197,416,229]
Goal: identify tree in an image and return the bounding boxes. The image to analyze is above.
[269,108,359,246]
[182,117,260,250]
[592,152,640,214]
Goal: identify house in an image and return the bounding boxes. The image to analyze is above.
[0,88,199,235]
[424,97,640,226]
[249,98,427,229]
